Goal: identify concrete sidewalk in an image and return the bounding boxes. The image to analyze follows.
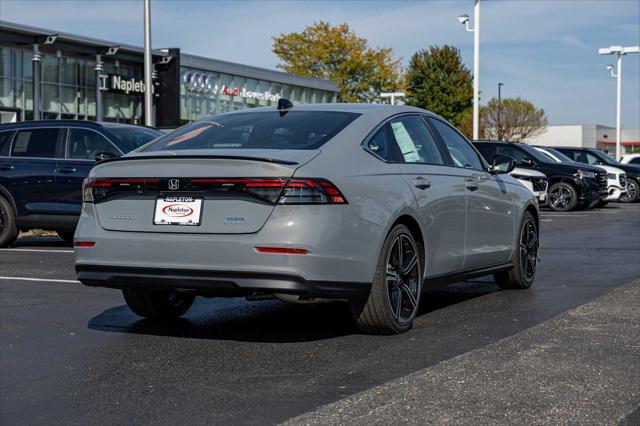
[285,280,640,425]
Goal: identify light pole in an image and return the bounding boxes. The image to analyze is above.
[459,0,480,140]
[143,0,154,127]
[498,82,503,140]
[380,92,406,105]
[598,45,639,160]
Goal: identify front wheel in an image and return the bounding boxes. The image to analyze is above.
[494,211,539,289]
[351,224,422,334]
[548,182,578,212]
[619,179,639,203]
[0,196,19,248]
[122,289,195,320]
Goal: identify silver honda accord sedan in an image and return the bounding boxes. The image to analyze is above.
[75,102,539,334]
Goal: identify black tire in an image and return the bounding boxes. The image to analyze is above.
[0,196,19,248]
[122,289,195,320]
[56,230,75,245]
[548,182,578,212]
[494,211,539,290]
[351,224,422,334]
[619,178,639,203]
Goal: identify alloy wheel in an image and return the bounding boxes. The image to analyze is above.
[519,217,539,282]
[621,180,638,202]
[0,207,4,234]
[385,234,420,325]
[550,185,572,210]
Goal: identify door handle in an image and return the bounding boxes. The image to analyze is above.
[464,177,479,191]
[57,166,76,174]
[0,163,14,171]
[413,177,431,190]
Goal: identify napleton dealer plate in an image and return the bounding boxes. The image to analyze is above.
[153,196,203,226]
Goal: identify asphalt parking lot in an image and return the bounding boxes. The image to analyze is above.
[1,204,639,425]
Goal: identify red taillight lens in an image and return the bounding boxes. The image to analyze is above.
[74,241,95,247]
[82,178,160,203]
[278,178,347,205]
[255,246,308,255]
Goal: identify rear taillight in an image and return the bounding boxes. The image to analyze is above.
[82,177,347,205]
[277,178,347,204]
[82,178,160,203]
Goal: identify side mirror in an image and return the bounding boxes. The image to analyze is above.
[491,154,517,174]
[94,152,117,162]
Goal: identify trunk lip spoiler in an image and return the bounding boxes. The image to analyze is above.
[97,154,299,166]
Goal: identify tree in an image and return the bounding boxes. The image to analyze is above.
[405,45,472,127]
[480,97,548,142]
[272,22,402,103]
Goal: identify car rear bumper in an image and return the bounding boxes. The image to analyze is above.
[76,264,370,299]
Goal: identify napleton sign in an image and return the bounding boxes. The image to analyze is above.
[100,74,151,95]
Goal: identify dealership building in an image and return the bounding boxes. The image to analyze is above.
[526,124,640,156]
[0,21,339,127]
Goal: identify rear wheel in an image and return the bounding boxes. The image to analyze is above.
[548,182,578,212]
[619,179,639,203]
[351,224,422,334]
[494,211,539,289]
[122,289,195,320]
[0,196,18,248]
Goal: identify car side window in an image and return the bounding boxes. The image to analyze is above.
[10,128,60,158]
[585,152,602,165]
[367,124,397,161]
[0,131,13,156]
[388,116,444,165]
[496,145,532,165]
[67,128,119,160]
[428,118,483,170]
[474,144,495,162]
[631,158,640,165]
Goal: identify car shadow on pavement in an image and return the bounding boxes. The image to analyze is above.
[87,280,499,343]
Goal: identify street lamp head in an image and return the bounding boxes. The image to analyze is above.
[606,64,614,71]
[458,14,470,25]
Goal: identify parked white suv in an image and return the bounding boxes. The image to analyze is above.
[535,147,626,205]
[620,154,640,165]
[510,167,548,205]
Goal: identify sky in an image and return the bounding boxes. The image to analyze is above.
[1,0,639,128]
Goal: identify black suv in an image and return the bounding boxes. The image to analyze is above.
[473,140,608,212]
[0,120,161,246]
[554,147,640,203]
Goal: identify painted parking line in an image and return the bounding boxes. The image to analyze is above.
[0,276,80,284]
[0,248,74,254]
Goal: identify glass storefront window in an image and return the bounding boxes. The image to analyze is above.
[60,86,76,116]
[42,55,58,83]
[0,78,11,107]
[22,51,33,80]
[60,57,76,85]
[42,83,59,115]
[0,48,10,78]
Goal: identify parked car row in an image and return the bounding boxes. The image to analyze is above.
[471,140,640,212]
[0,120,162,246]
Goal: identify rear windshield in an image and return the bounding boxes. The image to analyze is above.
[142,111,360,152]
[106,126,162,152]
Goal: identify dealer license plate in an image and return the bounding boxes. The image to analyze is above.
[153,196,202,226]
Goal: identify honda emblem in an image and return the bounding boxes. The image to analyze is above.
[168,179,180,190]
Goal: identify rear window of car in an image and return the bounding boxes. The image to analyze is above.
[10,128,61,158]
[106,126,162,152]
[142,111,360,152]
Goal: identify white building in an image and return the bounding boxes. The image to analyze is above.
[526,124,640,156]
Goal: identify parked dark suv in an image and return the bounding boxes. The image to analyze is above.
[473,141,607,212]
[0,120,161,246]
[553,147,640,203]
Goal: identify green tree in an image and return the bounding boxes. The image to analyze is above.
[481,97,548,142]
[272,22,402,103]
[405,45,472,126]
